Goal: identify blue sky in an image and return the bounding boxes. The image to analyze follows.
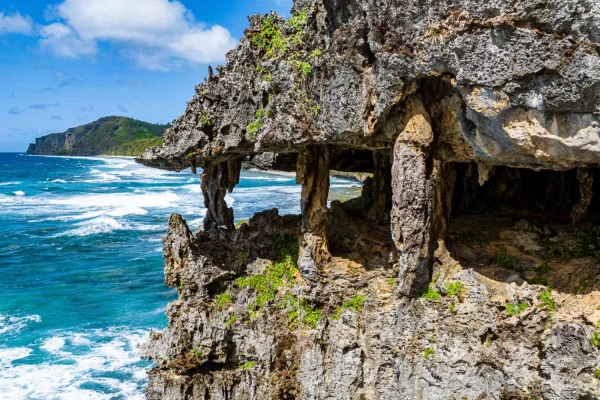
[0,0,293,152]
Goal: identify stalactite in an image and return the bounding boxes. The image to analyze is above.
[572,168,594,224]
[201,159,243,231]
[296,145,330,283]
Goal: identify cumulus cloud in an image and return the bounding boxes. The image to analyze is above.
[0,12,33,35]
[117,105,128,113]
[8,107,21,115]
[40,0,238,69]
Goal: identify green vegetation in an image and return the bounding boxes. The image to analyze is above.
[424,348,434,360]
[236,234,299,319]
[577,225,600,262]
[296,61,312,80]
[214,291,234,309]
[199,111,212,127]
[387,277,395,286]
[420,286,441,301]
[192,343,203,358]
[505,301,529,316]
[247,109,266,136]
[225,315,237,327]
[539,288,556,315]
[251,15,287,58]
[595,369,600,380]
[286,297,322,329]
[445,282,463,297]
[27,116,170,157]
[332,296,366,320]
[590,332,600,348]
[495,251,518,270]
[534,263,552,274]
[178,279,185,291]
[239,361,256,371]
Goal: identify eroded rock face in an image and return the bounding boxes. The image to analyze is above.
[138,0,600,398]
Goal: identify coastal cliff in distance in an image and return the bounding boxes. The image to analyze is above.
[137,0,600,398]
[27,116,170,156]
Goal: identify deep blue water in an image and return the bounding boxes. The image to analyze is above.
[0,153,358,399]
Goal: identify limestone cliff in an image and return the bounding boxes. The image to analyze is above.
[138,0,600,398]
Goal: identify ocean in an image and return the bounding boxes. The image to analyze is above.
[0,153,360,399]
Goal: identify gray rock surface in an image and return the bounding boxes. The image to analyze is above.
[137,0,600,398]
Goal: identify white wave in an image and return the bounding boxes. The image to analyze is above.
[40,337,66,354]
[0,314,41,336]
[0,328,150,400]
[0,347,32,368]
[0,181,21,186]
[59,217,125,237]
[107,206,148,217]
[13,191,25,196]
[47,191,179,210]
[49,179,67,183]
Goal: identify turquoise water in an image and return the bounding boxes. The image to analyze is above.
[0,153,358,399]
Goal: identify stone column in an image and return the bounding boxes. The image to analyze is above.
[571,167,594,224]
[201,159,243,231]
[296,146,330,283]
[391,96,436,297]
[368,150,392,225]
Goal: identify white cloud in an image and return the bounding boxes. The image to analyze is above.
[40,23,97,58]
[40,0,238,69]
[0,12,34,35]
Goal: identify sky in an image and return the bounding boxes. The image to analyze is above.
[0,0,293,152]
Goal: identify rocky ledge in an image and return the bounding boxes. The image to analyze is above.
[138,0,600,398]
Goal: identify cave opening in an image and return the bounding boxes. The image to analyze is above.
[445,162,600,294]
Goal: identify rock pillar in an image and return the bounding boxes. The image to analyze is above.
[368,150,392,225]
[391,96,436,297]
[201,159,243,231]
[571,167,594,224]
[296,146,330,282]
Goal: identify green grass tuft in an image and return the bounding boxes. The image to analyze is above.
[505,301,529,316]
[332,296,366,320]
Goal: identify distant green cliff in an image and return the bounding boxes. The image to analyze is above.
[27,116,171,156]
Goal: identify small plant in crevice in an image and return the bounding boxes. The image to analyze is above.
[420,286,441,302]
[387,277,395,286]
[178,279,185,291]
[247,109,265,135]
[198,111,212,127]
[495,251,520,271]
[538,288,556,316]
[239,361,256,371]
[594,369,600,380]
[424,348,434,360]
[192,343,203,359]
[590,332,600,348]
[187,151,197,158]
[214,291,234,310]
[286,297,322,329]
[225,315,237,327]
[332,296,366,320]
[505,301,529,317]
[445,282,464,298]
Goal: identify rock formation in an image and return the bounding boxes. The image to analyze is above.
[138,0,600,398]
